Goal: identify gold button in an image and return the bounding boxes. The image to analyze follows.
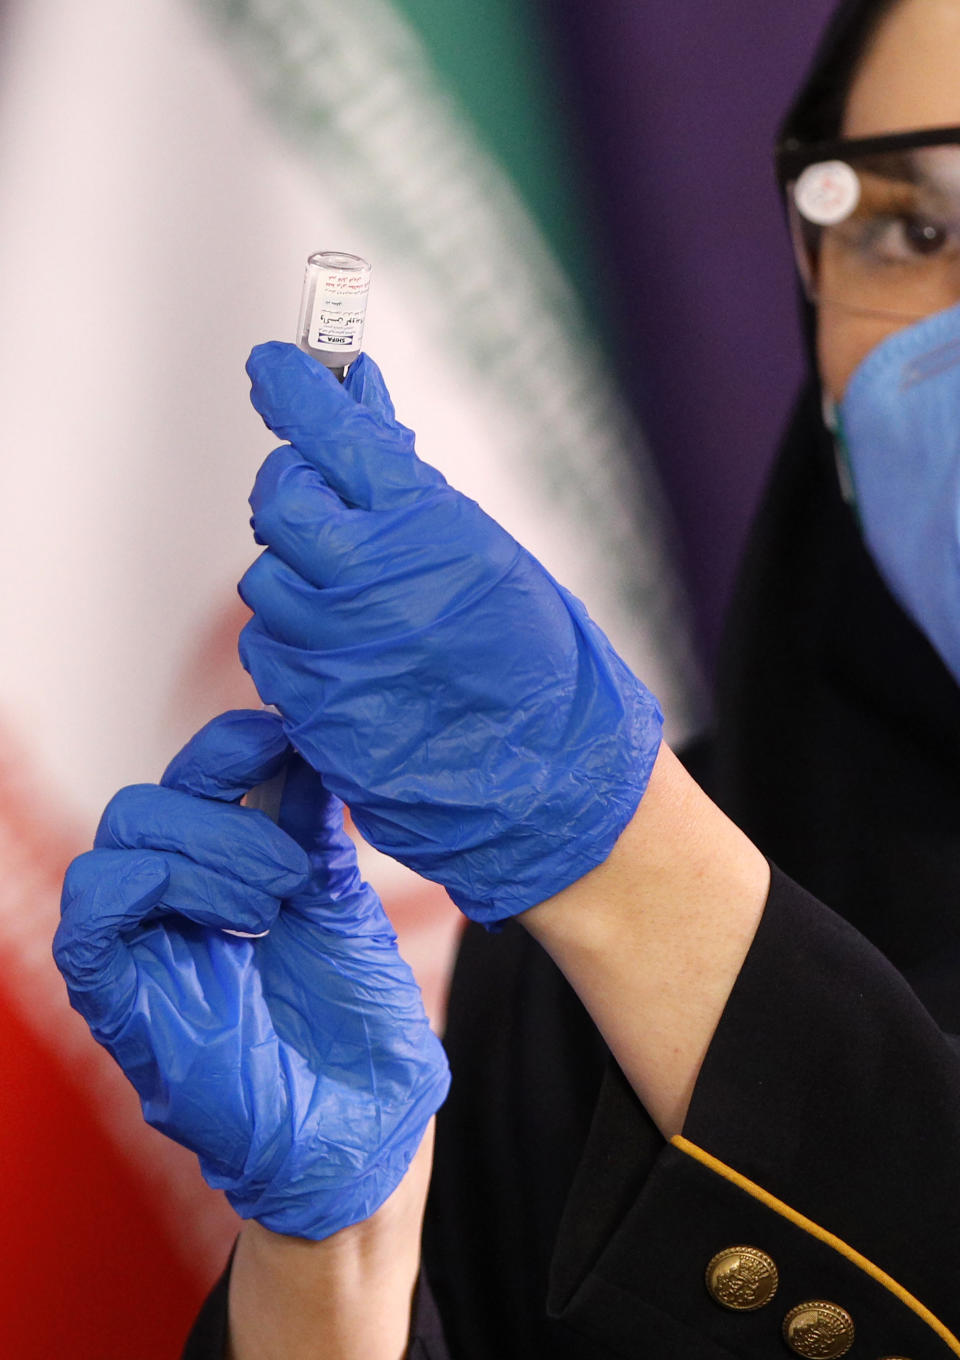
[704,1245,779,1310]
[783,1301,855,1358]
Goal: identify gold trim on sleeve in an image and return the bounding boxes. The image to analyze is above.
[671,1134,960,1356]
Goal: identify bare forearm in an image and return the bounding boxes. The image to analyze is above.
[521,744,769,1137]
[226,1121,434,1360]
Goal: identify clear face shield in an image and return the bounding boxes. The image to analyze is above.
[777,126,960,322]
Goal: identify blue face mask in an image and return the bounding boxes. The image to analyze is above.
[834,298,960,686]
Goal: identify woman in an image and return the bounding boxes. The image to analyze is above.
[54,0,960,1355]
[424,6,960,1355]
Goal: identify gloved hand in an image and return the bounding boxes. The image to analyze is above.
[53,709,449,1240]
[238,342,664,927]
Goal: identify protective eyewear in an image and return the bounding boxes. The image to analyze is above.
[776,126,960,321]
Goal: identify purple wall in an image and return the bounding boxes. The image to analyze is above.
[548,1,839,666]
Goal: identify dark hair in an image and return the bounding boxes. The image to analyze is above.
[779,0,902,147]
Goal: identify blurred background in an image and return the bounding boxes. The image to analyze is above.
[0,0,835,1353]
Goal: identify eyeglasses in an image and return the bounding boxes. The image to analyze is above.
[776,126,960,322]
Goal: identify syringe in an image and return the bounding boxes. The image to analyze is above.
[246,247,373,827]
[230,252,372,932]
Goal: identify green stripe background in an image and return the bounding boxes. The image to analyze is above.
[389,0,598,317]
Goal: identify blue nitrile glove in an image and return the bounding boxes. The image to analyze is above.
[53,709,449,1240]
[237,342,664,928]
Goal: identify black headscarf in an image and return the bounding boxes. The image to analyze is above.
[711,0,960,1010]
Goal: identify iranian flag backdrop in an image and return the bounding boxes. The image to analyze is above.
[0,0,832,1352]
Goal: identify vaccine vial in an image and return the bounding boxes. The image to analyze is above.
[297,250,372,379]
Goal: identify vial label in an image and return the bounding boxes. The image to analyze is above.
[307,266,371,352]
